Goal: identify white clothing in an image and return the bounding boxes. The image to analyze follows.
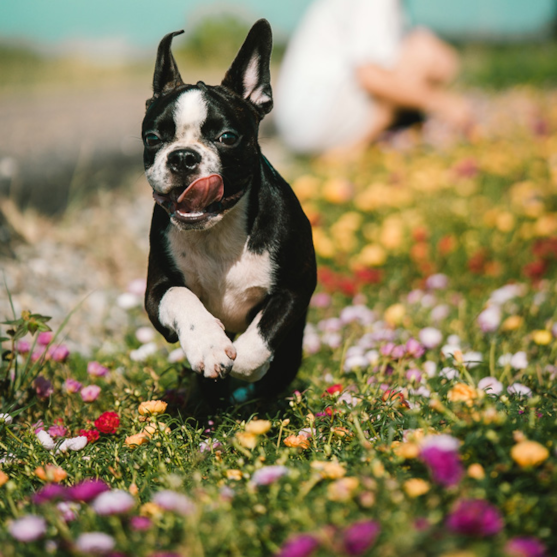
[274,0,405,153]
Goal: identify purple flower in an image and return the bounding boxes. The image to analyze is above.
[130,516,152,531]
[405,338,425,358]
[81,385,101,402]
[87,361,110,377]
[446,499,503,537]
[75,532,115,554]
[32,484,68,505]
[420,442,463,487]
[92,489,135,515]
[67,479,109,502]
[342,520,380,555]
[63,378,82,394]
[505,537,547,557]
[48,344,70,362]
[152,490,195,515]
[251,465,289,486]
[34,376,53,399]
[8,515,47,542]
[37,332,53,346]
[275,534,319,557]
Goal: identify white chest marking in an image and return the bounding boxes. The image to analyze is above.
[166,199,274,333]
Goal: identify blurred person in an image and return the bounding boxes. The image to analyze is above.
[274,0,472,156]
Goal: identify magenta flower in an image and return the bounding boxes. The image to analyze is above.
[37,331,53,346]
[63,378,82,394]
[405,338,425,358]
[505,537,547,557]
[342,520,380,555]
[420,446,463,487]
[80,385,101,402]
[48,424,67,438]
[92,490,135,515]
[251,465,289,486]
[68,479,110,502]
[446,499,503,537]
[8,515,47,542]
[32,484,68,505]
[48,344,70,362]
[130,516,152,531]
[87,361,110,377]
[275,534,319,557]
[34,376,53,399]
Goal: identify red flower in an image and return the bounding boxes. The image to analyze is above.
[323,384,344,397]
[382,390,410,409]
[94,412,120,434]
[79,429,100,443]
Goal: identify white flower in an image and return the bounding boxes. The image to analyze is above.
[409,386,431,398]
[344,354,369,372]
[365,349,380,365]
[338,391,359,406]
[8,515,47,542]
[135,326,155,344]
[92,490,135,515]
[322,333,342,349]
[127,278,146,296]
[489,284,523,305]
[340,305,375,325]
[440,367,460,380]
[510,351,528,370]
[463,351,483,368]
[431,304,450,322]
[507,383,532,398]
[130,342,158,362]
[168,347,186,363]
[425,273,449,290]
[421,294,436,308]
[75,532,116,553]
[116,292,141,310]
[419,327,443,349]
[423,361,437,377]
[477,306,501,332]
[303,330,321,354]
[498,353,513,366]
[57,436,88,454]
[478,376,503,395]
[36,430,55,450]
[441,344,460,358]
[152,490,195,515]
[421,434,460,452]
[0,413,13,425]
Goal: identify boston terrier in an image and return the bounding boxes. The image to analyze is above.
[142,19,317,406]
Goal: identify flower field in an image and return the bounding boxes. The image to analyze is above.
[2,87,557,557]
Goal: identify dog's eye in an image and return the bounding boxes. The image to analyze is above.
[144,133,161,148]
[217,132,239,146]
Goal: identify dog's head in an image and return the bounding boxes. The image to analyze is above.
[142,19,273,231]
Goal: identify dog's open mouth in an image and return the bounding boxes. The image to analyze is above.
[153,174,242,224]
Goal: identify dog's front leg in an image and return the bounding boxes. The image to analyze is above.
[159,286,237,379]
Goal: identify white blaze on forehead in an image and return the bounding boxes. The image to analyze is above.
[174,89,208,138]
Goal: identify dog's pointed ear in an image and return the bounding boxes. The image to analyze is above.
[148,30,184,107]
[221,19,273,117]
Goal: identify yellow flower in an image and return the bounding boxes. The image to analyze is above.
[225,469,243,481]
[125,433,150,447]
[467,463,486,480]
[447,383,477,406]
[356,244,387,267]
[403,478,430,497]
[393,442,420,459]
[511,440,549,468]
[327,477,359,501]
[245,420,272,435]
[235,432,258,449]
[292,175,320,202]
[532,330,552,345]
[140,502,163,518]
[35,465,67,483]
[138,400,168,416]
[310,461,346,480]
[311,228,335,259]
[322,178,353,204]
[0,471,8,487]
[384,304,405,326]
[129,483,139,496]
[283,434,311,449]
[501,315,523,331]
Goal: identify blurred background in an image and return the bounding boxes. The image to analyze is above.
[1,0,557,350]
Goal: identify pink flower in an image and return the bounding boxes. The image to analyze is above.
[405,338,425,358]
[342,520,380,555]
[477,306,501,332]
[68,479,109,502]
[48,424,67,438]
[504,537,547,557]
[152,490,195,515]
[80,385,101,402]
[425,273,449,290]
[87,361,109,377]
[8,515,47,542]
[251,465,289,486]
[75,532,115,554]
[310,292,331,308]
[420,435,463,487]
[446,499,503,536]
[48,344,70,362]
[37,332,53,346]
[34,376,53,399]
[275,534,318,557]
[16,340,31,354]
[92,490,135,515]
[130,516,152,531]
[63,378,82,394]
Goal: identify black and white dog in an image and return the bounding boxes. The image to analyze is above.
[142,20,316,405]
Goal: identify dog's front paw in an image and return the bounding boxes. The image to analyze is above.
[180,320,237,380]
[230,328,273,383]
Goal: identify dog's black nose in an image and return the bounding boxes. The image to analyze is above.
[167,149,201,173]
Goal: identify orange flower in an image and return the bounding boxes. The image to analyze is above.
[283,434,311,449]
[447,383,478,406]
[125,433,150,447]
[327,477,359,501]
[0,471,8,487]
[138,400,168,416]
[225,469,243,481]
[35,465,67,483]
[311,460,346,479]
[511,440,549,468]
[403,478,430,497]
[245,420,272,435]
[235,432,258,449]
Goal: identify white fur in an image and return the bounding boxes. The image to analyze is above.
[243,55,271,106]
[145,89,221,195]
[230,312,273,382]
[158,286,236,379]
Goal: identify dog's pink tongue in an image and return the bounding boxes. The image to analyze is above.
[176,174,224,213]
